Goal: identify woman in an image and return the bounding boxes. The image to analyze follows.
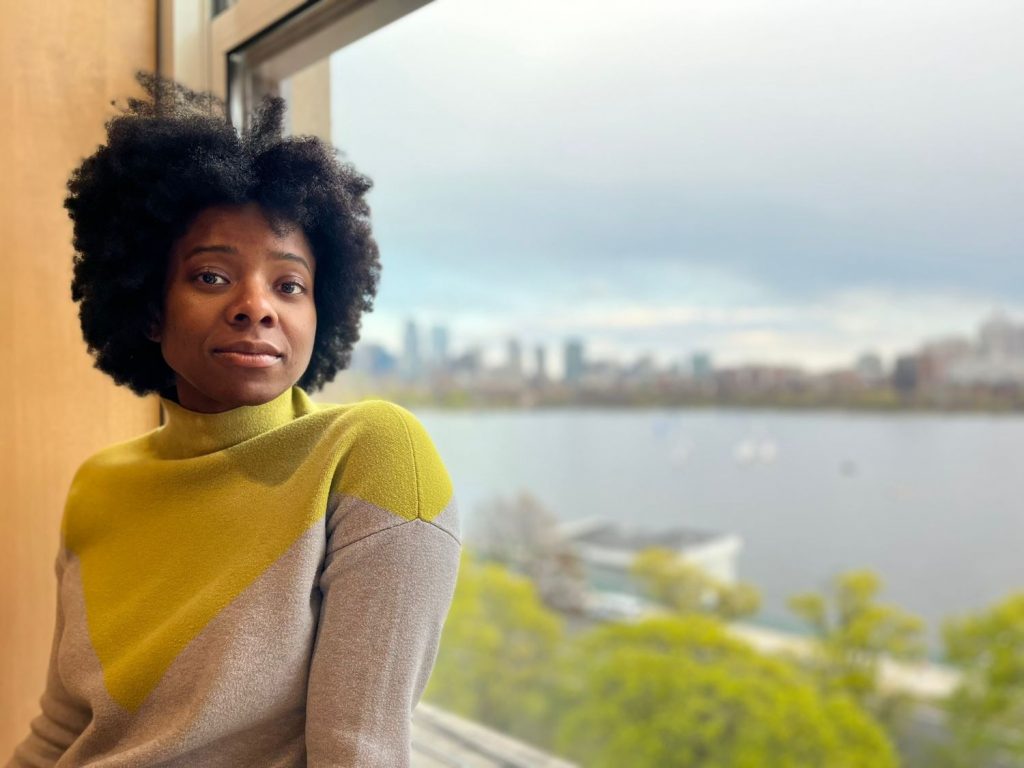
[6,71,461,767]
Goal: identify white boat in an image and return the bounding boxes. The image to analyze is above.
[733,437,779,465]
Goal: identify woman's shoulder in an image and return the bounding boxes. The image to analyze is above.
[323,398,455,528]
[316,397,438,452]
[314,395,419,422]
[71,431,154,479]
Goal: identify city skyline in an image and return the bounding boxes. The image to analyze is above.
[354,309,1024,384]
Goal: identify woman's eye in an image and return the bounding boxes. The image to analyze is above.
[281,281,307,295]
[196,272,226,286]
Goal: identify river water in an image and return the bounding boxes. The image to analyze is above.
[416,407,1024,653]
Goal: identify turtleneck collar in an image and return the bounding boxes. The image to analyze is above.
[153,385,315,459]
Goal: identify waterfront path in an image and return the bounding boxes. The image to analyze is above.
[727,621,961,700]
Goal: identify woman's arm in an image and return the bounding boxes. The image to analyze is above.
[5,548,90,768]
[305,513,460,766]
[305,401,461,767]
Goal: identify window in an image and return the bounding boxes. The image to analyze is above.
[207,2,1024,765]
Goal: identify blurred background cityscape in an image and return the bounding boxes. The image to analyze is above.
[346,310,1024,411]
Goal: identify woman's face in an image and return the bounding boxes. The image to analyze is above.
[149,202,317,413]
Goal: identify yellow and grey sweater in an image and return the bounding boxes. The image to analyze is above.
[6,385,462,768]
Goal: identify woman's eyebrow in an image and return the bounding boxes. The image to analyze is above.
[183,244,312,274]
[183,244,234,261]
[268,250,314,275]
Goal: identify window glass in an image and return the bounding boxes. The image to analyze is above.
[271,2,1024,765]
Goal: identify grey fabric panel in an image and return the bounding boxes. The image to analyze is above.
[426,502,461,546]
[306,512,462,767]
[325,488,462,552]
[5,549,91,768]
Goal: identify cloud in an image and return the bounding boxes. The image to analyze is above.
[329,0,1024,363]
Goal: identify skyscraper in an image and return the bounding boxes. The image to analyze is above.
[534,344,547,382]
[564,338,585,383]
[430,324,450,372]
[691,352,713,380]
[402,319,421,382]
[506,337,523,379]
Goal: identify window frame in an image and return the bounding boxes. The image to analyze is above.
[158,0,431,131]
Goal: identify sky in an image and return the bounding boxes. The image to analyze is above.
[318,0,1024,374]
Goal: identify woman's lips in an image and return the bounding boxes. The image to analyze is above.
[213,351,282,368]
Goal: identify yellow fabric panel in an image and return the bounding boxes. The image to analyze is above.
[333,400,453,524]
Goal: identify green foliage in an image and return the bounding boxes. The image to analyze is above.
[718,581,763,621]
[555,615,898,768]
[427,554,899,767]
[630,547,762,620]
[423,547,566,746]
[939,592,1024,767]
[787,569,926,731]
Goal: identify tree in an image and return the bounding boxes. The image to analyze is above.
[469,489,589,613]
[939,592,1024,767]
[787,569,926,730]
[630,546,762,620]
[555,614,898,768]
[423,547,568,748]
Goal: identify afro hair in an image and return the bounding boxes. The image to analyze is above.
[66,70,381,399]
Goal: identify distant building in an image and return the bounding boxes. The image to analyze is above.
[402,319,422,382]
[557,517,743,594]
[979,311,1024,358]
[564,338,585,384]
[450,346,483,378]
[580,359,623,388]
[716,365,805,394]
[855,352,885,383]
[941,313,1024,386]
[918,337,972,388]
[429,324,450,372]
[533,344,548,383]
[627,354,657,382]
[351,342,397,377]
[506,337,523,379]
[691,352,713,380]
[892,354,919,394]
[947,355,1024,386]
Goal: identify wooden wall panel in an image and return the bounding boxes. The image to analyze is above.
[0,1,158,751]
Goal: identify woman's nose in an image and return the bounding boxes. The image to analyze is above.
[228,281,278,324]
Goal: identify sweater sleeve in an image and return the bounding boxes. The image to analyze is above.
[5,547,90,768]
[305,402,461,767]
